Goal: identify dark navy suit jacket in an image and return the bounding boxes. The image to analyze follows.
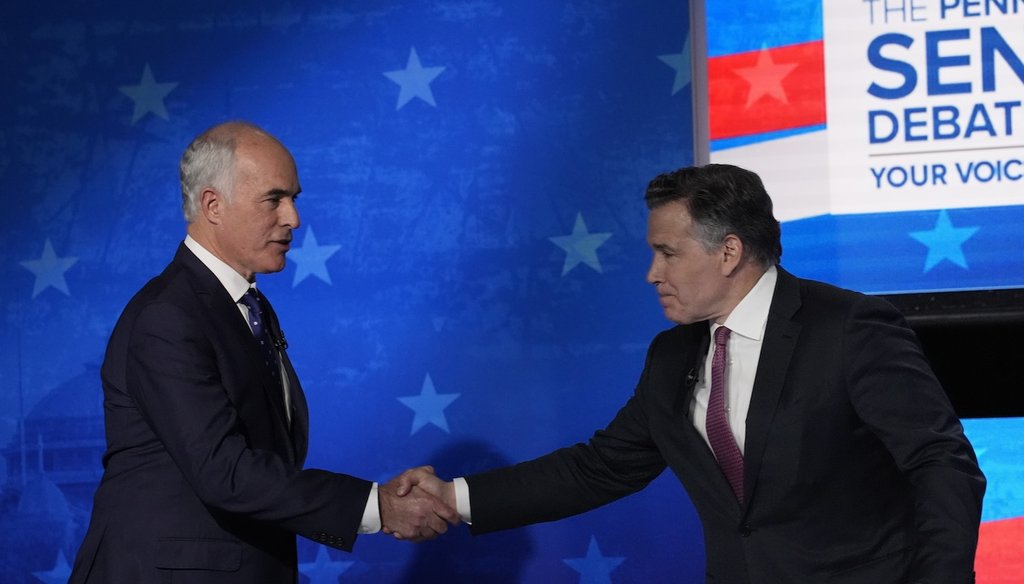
[466,267,985,583]
[70,244,371,583]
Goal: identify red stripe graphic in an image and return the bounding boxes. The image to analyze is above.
[976,517,1024,583]
[708,40,826,140]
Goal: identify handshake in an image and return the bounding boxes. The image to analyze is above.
[378,465,459,542]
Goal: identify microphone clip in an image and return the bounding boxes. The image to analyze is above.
[272,330,288,351]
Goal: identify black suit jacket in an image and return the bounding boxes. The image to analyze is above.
[70,244,372,584]
[467,268,985,583]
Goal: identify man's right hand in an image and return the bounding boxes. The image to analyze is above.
[378,465,458,542]
[392,465,456,510]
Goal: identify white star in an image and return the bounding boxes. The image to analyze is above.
[909,210,980,272]
[383,47,446,110]
[733,48,798,108]
[289,227,341,287]
[20,239,78,298]
[549,213,612,276]
[562,536,626,584]
[298,545,353,584]
[657,35,691,95]
[398,374,460,435]
[119,63,178,124]
[32,551,72,584]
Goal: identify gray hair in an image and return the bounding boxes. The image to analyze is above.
[179,121,274,221]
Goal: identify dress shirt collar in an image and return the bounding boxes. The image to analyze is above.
[184,235,255,302]
[718,265,777,341]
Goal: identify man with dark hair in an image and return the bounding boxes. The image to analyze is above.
[400,164,985,583]
[70,121,457,584]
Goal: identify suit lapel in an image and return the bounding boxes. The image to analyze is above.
[671,326,710,416]
[174,245,298,462]
[664,327,747,515]
[742,268,802,512]
[259,294,309,465]
[282,354,308,464]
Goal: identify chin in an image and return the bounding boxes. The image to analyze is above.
[663,310,694,326]
[262,260,287,274]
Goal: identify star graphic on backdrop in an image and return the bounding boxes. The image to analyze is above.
[119,63,178,124]
[549,213,612,276]
[733,47,798,108]
[909,210,979,272]
[290,227,341,287]
[32,551,72,584]
[383,47,446,110]
[398,374,460,435]
[562,536,626,584]
[657,35,691,95]
[20,239,78,298]
[298,545,353,584]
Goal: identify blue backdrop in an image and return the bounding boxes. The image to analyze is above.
[0,1,701,582]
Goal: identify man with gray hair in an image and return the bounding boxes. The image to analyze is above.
[70,121,457,583]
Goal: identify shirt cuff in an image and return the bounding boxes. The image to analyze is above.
[358,482,380,534]
[453,476,472,524]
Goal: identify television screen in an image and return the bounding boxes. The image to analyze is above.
[693,2,1024,579]
[695,0,1024,301]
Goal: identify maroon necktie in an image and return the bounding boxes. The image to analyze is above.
[706,326,744,503]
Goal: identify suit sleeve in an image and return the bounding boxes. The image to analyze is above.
[843,295,985,583]
[126,300,372,551]
[466,334,670,534]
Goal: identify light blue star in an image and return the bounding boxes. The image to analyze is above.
[398,374,460,435]
[289,227,341,287]
[909,210,979,272]
[563,536,626,584]
[383,47,446,110]
[32,551,71,584]
[20,239,78,298]
[298,545,353,584]
[657,35,691,95]
[549,213,613,276]
[119,63,178,124]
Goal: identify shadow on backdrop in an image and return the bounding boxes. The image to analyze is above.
[396,439,532,583]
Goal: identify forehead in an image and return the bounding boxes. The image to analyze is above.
[646,201,695,242]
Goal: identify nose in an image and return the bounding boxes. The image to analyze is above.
[280,197,300,229]
[646,255,662,286]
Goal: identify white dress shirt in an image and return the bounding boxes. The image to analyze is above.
[690,265,777,453]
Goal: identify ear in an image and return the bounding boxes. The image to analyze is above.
[199,187,224,225]
[720,234,743,276]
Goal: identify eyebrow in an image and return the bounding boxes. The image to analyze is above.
[264,188,300,198]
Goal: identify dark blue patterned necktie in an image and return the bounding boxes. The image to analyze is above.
[239,289,282,383]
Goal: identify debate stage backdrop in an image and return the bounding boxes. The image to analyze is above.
[1,1,701,582]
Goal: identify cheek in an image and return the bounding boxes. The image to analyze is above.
[665,266,694,290]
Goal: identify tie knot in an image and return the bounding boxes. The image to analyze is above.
[239,289,262,316]
[714,325,731,348]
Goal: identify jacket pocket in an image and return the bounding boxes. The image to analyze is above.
[155,537,242,572]
[827,546,911,583]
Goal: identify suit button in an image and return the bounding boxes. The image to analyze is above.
[739,525,753,537]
